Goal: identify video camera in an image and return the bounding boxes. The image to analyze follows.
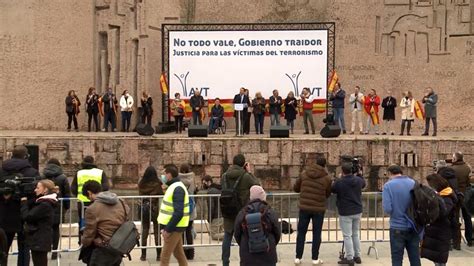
[0,175,38,198]
[432,159,453,172]
[341,155,363,176]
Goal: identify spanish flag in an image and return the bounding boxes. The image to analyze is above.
[369,105,380,125]
[414,100,425,120]
[160,73,168,95]
[328,70,339,93]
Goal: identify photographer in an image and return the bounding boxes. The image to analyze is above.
[0,145,39,266]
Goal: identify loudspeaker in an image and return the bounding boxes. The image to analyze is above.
[320,124,341,138]
[188,125,208,137]
[269,125,290,138]
[25,144,39,170]
[136,123,155,136]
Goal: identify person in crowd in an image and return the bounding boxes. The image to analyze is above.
[190,90,205,125]
[421,174,457,266]
[157,164,189,266]
[20,180,58,266]
[400,91,415,136]
[0,227,7,266]
[85,87,99,132]
[252,92,266,134]
[331,162,366,265]
[234,185,281,266]
[363,89,381,135]
[381,90,397,135]
[178,164,197,260]
[65,90,81,132]
[71,156,109,243]
[201,175,221,222]
[300,87,315,134]
[422,87,438,136]
[330,82,346,134]
[349,86,364,135]
[170,92,185,134]
[221,154,260,266]
[450,151,473,247]
[244,89,252,134]
[208,98,224,134]
[233,87,251,136]
[269,89,283,126]
[0,145,39,266]
[43,158,71,260]
[101,88,118,132]
[138,166,164,261]
[382,165,421,266]
[81,180,129,266]
[284,91,298,134]
[293,157,332,265]
[141,91,153,126]
[119,89,134,132]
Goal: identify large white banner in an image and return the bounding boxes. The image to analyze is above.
[168,30,328,100]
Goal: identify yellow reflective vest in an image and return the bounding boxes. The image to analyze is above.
[76,168,103,203]
[157,181,190,228]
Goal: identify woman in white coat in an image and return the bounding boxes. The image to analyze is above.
[399,91,415,135]
[120,89,134,132]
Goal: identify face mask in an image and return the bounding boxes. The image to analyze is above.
[160,174,167,184]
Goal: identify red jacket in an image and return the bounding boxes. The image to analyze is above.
[364,95,381,115]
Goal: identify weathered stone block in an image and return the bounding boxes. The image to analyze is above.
[210,141,224,155]
[118,140,138,164]
[96,152,117,164]
[280,140,293,164]
[268,140,280,157]
[370,143,386,166]
[241,140,261,153]
[244,153,268,165]
[205,164,222,177]
[209,154,224,165]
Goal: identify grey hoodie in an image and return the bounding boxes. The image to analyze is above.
[96,191,119,205]
[178,172,197,220]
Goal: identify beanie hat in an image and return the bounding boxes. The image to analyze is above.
[250,185,266,201]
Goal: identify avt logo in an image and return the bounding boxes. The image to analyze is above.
[173,71,209,97]
[285,71,323,97]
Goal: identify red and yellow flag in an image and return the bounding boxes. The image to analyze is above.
[369,106,380,125]
[160,73,169,95]
[328,70,339,93]
[414,100,425,120]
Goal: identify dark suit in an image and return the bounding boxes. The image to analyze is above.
[233,94,250,135]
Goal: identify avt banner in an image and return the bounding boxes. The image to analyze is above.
[168,30,328,101]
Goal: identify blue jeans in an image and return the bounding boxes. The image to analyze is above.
[296,210,325,260]
[121,111,132,132]
[339,214,361,260]
[286,119,295,131]
[270,112,280,126]
[333,107,346,131]
[208,117,220,133]
[254,113,264,134]
[221,231,234,266]
[389,228,421,266]
[104,111,116,131]
[192,111,202,125]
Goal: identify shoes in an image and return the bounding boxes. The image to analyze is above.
[399,133,403,136]
[391,132,394,135]
[343,130,347,134]
[350,132,354,135]
[312,132,315,135]
[422,132,428,136]
[75,128,79,132]
[184,248,195,260]
[453,244,461,250]
[359,131,363,135]
[354,257,362,264]
[51,253,59,260]
[467,241,472,247]
[364,132,369,135]
[67,129,71,132]
[432,132,437,136]
[304,132,309,135]
[295,258,302,265]
[337,258,354,265]
[140,256,146,261]
[312,259,324,265]
[382,132,387,135]
[407,133,411,136]
[375,132,379,135]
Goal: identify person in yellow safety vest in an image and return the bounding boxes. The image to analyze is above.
[157,164,189,266]
[71,156,109,243]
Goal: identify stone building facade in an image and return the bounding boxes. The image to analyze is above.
[1,0,473,130]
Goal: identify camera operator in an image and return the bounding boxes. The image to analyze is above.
[0,145,39,266]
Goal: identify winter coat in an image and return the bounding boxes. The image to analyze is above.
[222,165,260,233]
[348,93,364,111]
[210,105,224,119]
[119,95,134,112]
[101,93,118,113]
[141,96,153,116]
[85,94,99,114]
[65,95,81,114]
[363,95,381,116]
[21,194,57,252]
[252,98,266,115]
[190,95,204,111]
[450,161,472,193]
[234,200,281,266]
[2,158,39,178]
[170,99,185,117]
[81,192,129,247]
[438,167,459,193]
[421,187,457,264]
[400,97,415,121]
[330,89,346,109]
[294,164,332,213]
[43,163,71,225]
[179,172,197,220]
[422,93,438,118]
[382,96,397,120]
[138,166,164,211]
[284,97,298,120]
[269,95,283,114]
[331,175,366,216]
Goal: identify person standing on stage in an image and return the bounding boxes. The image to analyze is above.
[300,87,315,135]
[363,89,381,135]
[141,91,153,126]
[65,90,81,132]
[381,90,397,135]
[349,86,364,135]
[233,87,250,135]
[269,89,283,126]
[422,87,438,136]
[119,89,134,132]
[190,90,205,125]
[329,82,346,134]
[252,92,266,135]
[285,91,298,134]
[101,88,118,132]
[244,89,252,134]
[400,91,415,136]
[170,93,185,134]
[85,87,99,132]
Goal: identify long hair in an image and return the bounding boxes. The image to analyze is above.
[88,87,95,95]
[68,90,75,97]
[38,179,58,194]
[122,89,128,96]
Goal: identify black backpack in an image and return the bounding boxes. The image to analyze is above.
[244,204,270,254]
[464,184,474,215]
[407,181,440,229]
[220,173,244,219]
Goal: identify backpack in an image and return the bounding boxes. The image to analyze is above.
[407,181,440,229]
[464,184,474,215]
[219,173,244,219]
[244,203,270,254]
[107,200,140,260]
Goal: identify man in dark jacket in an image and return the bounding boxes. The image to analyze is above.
[221,154,260,266]
[190,90,205,125]
[330,82,346,133]
[332,162,366,265]
[269,90,283,126]
[381,90,397,135]
[422,87,438,136]
[233,88,251,135]
[293,157,332,265]
[0,145,38,266]
[101,87,118,132]
[450,151,473,246]
[209,98,225,134]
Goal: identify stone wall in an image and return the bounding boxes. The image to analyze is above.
[1,136,472,191]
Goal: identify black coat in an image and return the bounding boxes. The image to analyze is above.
[234,200,281,266]
[190,95,204,111]
[269,96,283,114]
[21,196,57,252]
[65,95,81,114]
[43,163,71,225]
[102,93,118,113]
[233,94,251,117]
[284,97,298,120]
[85,94,99,114]
[141,97,153,116]
[381,96,397,120]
